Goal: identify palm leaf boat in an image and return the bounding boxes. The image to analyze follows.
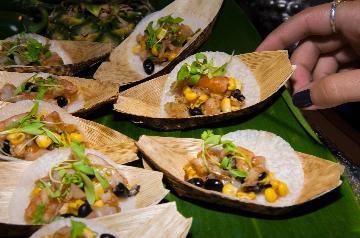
[0,33,112,76]
[137,130,344,215]
[0,147,168,235]
[0,71,118,114]
[29,203,191,238]
[94,0,223,85]
[0,100,137,163]
[114,50,294,130]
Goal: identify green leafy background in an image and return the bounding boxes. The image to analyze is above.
[1,0,359,237]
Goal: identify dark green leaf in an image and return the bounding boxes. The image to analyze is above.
[71,141,86,160]
[79,172,95,205]
[42,127,62,145]
[177,64,190,81]
[94,169,110,190]
[73,161,94,175]
[220,156,231,169]
[228,169,247,178]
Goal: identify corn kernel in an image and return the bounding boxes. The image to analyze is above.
[168,52,177,61]
[95,183,104,200]
[35,135,53,149]
[183,86,198,102]
[222,183,237,196]
[69,133,84,143]
[31,187,41,196]
[132,45,141,54]
[221,98,232,112]
[151,45,159,56]
[94,200,104,207]
[236,191,256,200]
[184,165,198,180]
[264,188,278,203]
[6,133,26,145]
[227,77,237,90]
[83,227,96,238]
[270,179,280,190]
[277,182,289,196]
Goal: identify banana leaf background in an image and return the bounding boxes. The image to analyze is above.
[1,0,359,237]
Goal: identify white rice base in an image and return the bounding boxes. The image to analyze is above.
[9,148,136,224]
[30,218,115,238]
[4,33,72,64]
[222,130,304,207]
[0,71,85,113]
[159,51,261,117]
[127,11,207,76]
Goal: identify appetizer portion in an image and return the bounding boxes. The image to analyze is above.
[0,101,84,160]
[133,15,196,74]
[24,144,140,224]
[164,53,244,117]
[31,219,115,238]
[184,131,289,203]
[0,33,63,66]
[0,74,78,109]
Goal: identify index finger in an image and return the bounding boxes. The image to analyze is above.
[256,3,333,51]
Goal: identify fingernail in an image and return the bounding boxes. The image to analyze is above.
[292,89,313,108]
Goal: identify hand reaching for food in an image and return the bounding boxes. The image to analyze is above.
[256,1,360,109]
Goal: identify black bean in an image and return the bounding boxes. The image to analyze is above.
[204,179,223,192]
[55,96,68,108]
[258,172,267,181]
[2,140,11,155]
[187,178,204,187]
[100,234,116,238]
[24,82,38,92]
[77,202,92,217]
[230,89,245,101]
[113,182,130,198]
[143,59,155,75]
[189,107,203,116]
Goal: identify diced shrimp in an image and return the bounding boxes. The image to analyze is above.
[198,75,229,94]
[202,97,221,115]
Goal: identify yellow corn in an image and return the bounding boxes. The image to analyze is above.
[184,165,197,180]
[35,135,53,149]
[6,133,26,145]
[270,179,280,190]
[221,98,232,112]
[277,182,289,196]
[83,228,96,238]
[264,188,278,203]
[95,183,104,200]
[132,45,141,54]
[227,77,237,91]
[69,133,84,143]
[236,191,256,200]
[183,87,198,102]
[31,187,41,196]
[231,106,241,111]
[94,200,104,208]
[193,94,209,107]
[222,183,237,196]
[168,52,177,61]
[151,45,159,56]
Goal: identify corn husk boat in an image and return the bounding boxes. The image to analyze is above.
[137,130,344,215]
[114,50,294,130]
[0,150,168,229]
[0,71,118,114]
[0,100,137,163]
[94,0,223,85]
[0,33,112,76]
[29,203,191,238]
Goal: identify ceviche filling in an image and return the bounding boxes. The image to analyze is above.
[183,131,289,203]
[164,53,246,117]
[25,143,140,224]
[133,15,196,74]
[0,75,78,108]
[42,219,115,238]
[0,33,63,66]
[0,102,84,160]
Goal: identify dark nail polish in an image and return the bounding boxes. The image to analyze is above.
[292,89,313,108]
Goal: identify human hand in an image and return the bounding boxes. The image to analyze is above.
[256,1,360,109]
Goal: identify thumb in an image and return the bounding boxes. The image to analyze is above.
[292,70,360,109]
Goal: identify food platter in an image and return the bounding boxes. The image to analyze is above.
[0,0,358,237]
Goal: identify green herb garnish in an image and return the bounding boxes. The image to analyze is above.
[70,220,87,238]
[32,203,46,224]
[200,130,248,179]
[14,75,60,100]
[176,53,232,85]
